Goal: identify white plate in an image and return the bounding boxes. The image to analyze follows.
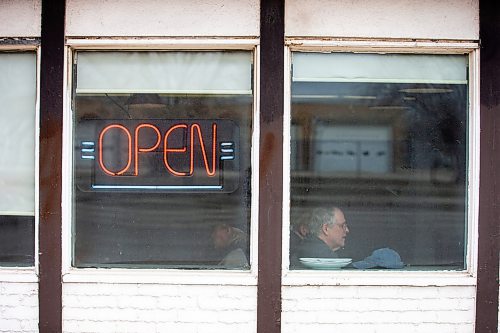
[299,258,352,264]
[299,258,352,270]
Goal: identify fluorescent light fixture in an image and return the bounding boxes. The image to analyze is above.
[399,88,453,94]
[343,95,377,100]
[369,106,410,110]
[292,94,339,99]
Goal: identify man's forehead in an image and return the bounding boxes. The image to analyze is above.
[333,208,345,222]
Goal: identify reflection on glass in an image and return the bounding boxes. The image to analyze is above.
[290,53,468,271]
[0,52,37,266]
[72,51,253,269]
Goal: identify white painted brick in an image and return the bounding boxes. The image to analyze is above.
[1,283,37,296]
[62,295,81,309]
[114,320,158,333]
[0,282,38,333]
[19,295,38,308]
[2,305,37,320]
[373,324,415,333]
[216,310,254,324]
[137,283,179,295]
[63,320,104,333]
[416,298,468,311]
[458,298,476,311]
[163,295,197,310]
[116,295,157,309]
[62,281,479,333]
[377,323,459,333]
[395,310,438,323]
[155,322,199,333]
[197,296,231,311]
[0,294,22,307]
[65,306,137,321]
[198,295,256,311]
[63,283,258,333]
[285,323,376,333]
[282,285,476,333]
[197,323,255,333]
[290,298,341,311]
[65,283,139,296]
[283,285,359,300]
[454,323,475,333]
[157,296,187,310]
[282,310,317,323]
[217,286,256,298]
[0,319,22,332]
[178,309,220,323]
[435,310,475,324]
[314,310,361,324]
[18,319,38,332]
[179,285,218,298]
[411,323,458,333]
[65,320,118,333]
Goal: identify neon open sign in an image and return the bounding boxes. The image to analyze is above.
[76,120,239,192]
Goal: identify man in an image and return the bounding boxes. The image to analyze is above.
[296,206,349,259]
[289,210,311,268]
[212,223,249,269]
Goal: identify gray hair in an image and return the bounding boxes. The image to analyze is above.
[309,207,340,236]
[290,209,310,231]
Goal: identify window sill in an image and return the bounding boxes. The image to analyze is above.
[62,267,258,286]
[283,269,476,287]
[0,267,38,283]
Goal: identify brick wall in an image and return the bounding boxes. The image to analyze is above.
[0,281,496,332]
[282,285,476,333]
[0,281,38,333]
[63,283,257,333]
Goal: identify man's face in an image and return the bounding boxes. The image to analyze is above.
[323,209,349,251]
[212,226,231,249]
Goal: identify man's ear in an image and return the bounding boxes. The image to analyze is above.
[320,223,329,235]
[298,224,308,237]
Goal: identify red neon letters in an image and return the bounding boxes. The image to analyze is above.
[98,122,217,177]
[99,124,132,176]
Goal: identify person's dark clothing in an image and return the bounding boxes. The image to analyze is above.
[289,231,303,269]
[296,235,338,260]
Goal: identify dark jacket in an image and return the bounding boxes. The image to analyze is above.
[289,231,304,269]
[296,235,338,260]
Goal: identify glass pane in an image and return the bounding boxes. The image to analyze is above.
[77,51,252,94]
[0,52,36,266]
[73,51,253,269]
[289,52,468,271]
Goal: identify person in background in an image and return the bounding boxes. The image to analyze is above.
[289,210,311,268]
[296,206,349,259]
[212,223,249,269]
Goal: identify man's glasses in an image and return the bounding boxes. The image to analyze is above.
[335,222,349,231]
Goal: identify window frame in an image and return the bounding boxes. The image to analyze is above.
[62,38,260,285]
[0,44,40,280]
[281,39,480,287]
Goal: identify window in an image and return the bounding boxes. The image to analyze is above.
[72,51,254,269]
[288,52,469,271]
[0,52,37,266]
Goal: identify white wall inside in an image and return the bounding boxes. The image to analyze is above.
[66,0,260,37]
[0,0,41,37]
[285,0,479,40]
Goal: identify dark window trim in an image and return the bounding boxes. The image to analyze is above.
[257,0,284,332]
[477,1,500,332]
[39,0,65,332]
